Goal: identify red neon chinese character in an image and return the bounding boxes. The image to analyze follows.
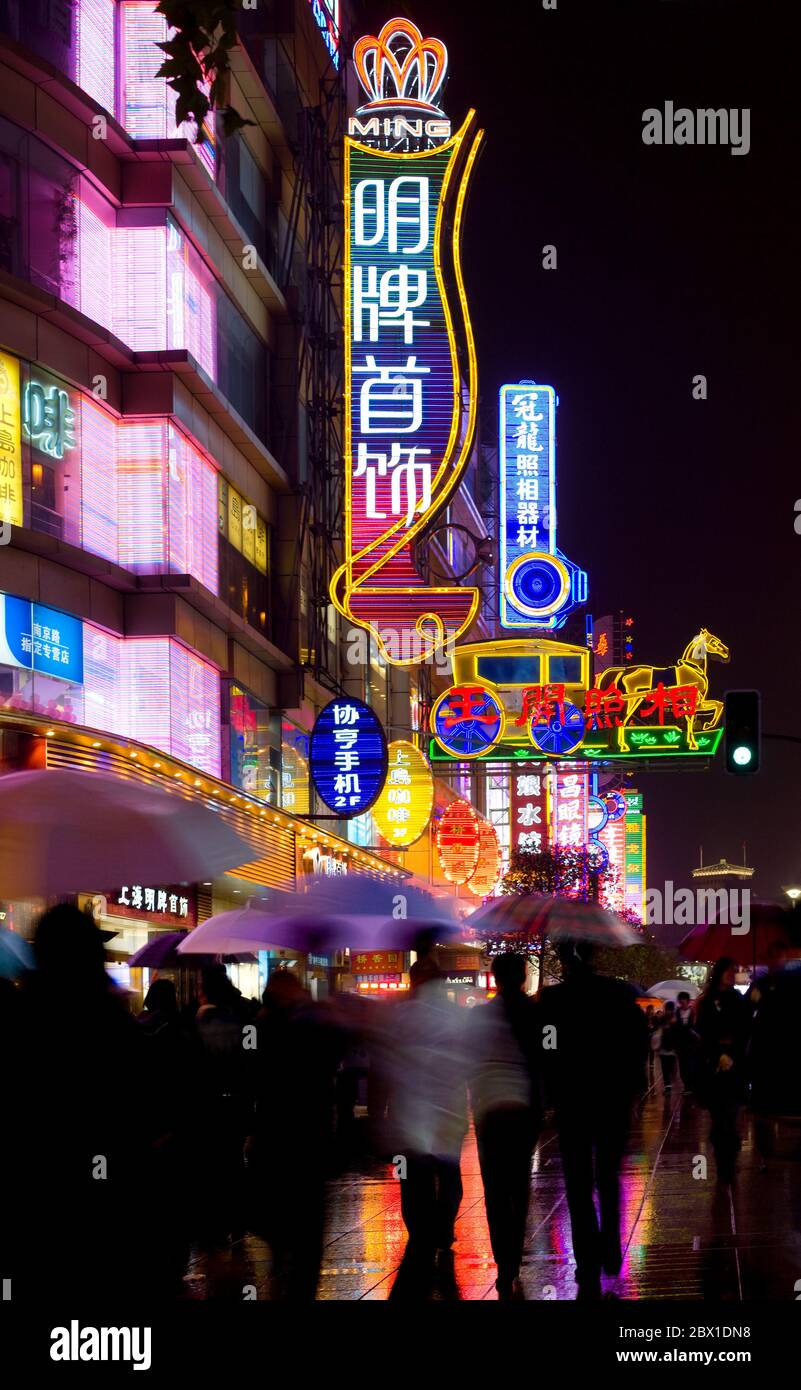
[515,683,565,728]
[584,684,626,730]
[442,685,498,727]
[639,682,698,724]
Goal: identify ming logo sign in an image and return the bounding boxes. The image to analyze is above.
[331,20,483,667]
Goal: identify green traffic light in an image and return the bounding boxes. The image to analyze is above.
[732,745,753,767]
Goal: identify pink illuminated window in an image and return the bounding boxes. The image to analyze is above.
[166,219,216,378]
[120,637,221,776]
[77,0,117,116]
[83,623,122,734]
[113,224,168,351]
[117,420,168,569]
[120,1,216,175]
[167,428,219,594]
[81,397,118,563]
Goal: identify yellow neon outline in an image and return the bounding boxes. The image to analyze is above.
[331,113,483,666]
[503,550,570,619]
[429,685,506,760]
[371,738,435,847]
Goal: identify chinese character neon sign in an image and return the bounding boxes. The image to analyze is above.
[372,739,434,846]
[331,20,483,667]
[499,383,587,630]
[309,698,388,815]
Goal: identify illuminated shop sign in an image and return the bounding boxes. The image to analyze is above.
[331,19,483,666]
[111,884,197,928]
[0,593,84,684]
[302,846,348,877]
[308,0,340,68]
[429,634,727,762]
[372,739,434,846]
[436,801,480,885]
[349,16,450,145]
[510,770,548,856]
[551,766,589,852]
[623,790,647,922]
[217,478,268,575]
[22,378,77,460]
[499,383,586,631]
[309,698,388,815]
[0,352,23,527]
[466,819,502,897]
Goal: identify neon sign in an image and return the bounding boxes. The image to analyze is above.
[428,635,727,762]
[499,383,586,630]
[309,698,388,815]
[466,819,502,897]
[0,352,23,527]
[307,0,340,69]
[372,739,434,846]
[23,379,76,460]
[331,20,483,666]
[350,17,450,145]
[437,801,481,884]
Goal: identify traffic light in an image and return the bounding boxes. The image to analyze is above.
[724,690,761,774]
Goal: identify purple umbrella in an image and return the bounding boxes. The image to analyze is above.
[127,931,254,969]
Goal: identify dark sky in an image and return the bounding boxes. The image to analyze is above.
[356,0,800,900]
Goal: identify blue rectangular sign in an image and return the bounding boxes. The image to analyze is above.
[0,592,83,684]
[499,383,557,628]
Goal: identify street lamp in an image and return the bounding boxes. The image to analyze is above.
[783,886,801,903]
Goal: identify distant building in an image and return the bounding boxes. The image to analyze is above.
[691,857,754,892]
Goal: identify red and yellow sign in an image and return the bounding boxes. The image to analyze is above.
[466,819,502,897]
[436,800,480,884]
[372,739,434,846]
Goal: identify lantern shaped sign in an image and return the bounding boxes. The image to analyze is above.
[310,697,388,815]
[466,819,502,897]
[436,801,481,884]
[372,741,435,847]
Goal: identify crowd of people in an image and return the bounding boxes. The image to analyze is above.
[2,906,800,1303]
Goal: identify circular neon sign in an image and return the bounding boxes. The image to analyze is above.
[431,684,505,759]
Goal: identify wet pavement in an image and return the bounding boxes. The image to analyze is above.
[183,1075,801,1301]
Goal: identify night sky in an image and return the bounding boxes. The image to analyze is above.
[358,0,800,904]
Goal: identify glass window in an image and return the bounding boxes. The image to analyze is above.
[225,682,279,803]
[548,655,583,684]
[476,655,542,686]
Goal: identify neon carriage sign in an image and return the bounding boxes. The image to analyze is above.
[429,631,729,762]
[330,19,483,667]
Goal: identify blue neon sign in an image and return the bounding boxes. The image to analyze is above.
[310,697,387,815]
[0,592,84,683]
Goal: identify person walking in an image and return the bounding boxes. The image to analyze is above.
[694,958,750,1185]
[674,990,699,1093]
[539,940,649,1300]
[467,953,541,1300]
[658,1001,679,1093]
[386,957,468,1298]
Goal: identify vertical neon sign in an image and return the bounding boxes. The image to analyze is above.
[331,19,483,666]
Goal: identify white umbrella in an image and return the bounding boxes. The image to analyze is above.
[0,769,255,899]
[647,979,700,1002]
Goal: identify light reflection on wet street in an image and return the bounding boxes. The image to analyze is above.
[184,1080,801,1300]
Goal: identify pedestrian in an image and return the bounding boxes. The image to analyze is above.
[539,940,649,1300]
[694,958,749,1185]
[674,990,699,1093]
[192,964,253,1248]
[658,1001,679,1092]
[247,969,343,1300]
[644,1005,657,1081]
[8,905,152,1300]
[467,952,541,1300]
[386,956,468,1299]
[747,946,801,1166]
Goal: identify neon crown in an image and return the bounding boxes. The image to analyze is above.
[353,18,448,113]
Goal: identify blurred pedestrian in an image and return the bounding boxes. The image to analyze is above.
[387,957,468,1298]
[644,1005,658,1081]
[694,958,749,1185]
[539,940,649,1300]
[468,953,540,1300]
[248,969,343,1299]
[747,946,801,1165]
[674,990,699,1093]
[8,906,152,1299]
[192,965,253,1247]
[658,1001,679,1092]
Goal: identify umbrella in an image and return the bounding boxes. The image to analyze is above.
[126,931,255,969]
[528,896,641,948]
[270,875,457,927]
[177,882,459,957]
[465,893,547,938]
[0,770,255,900]
[0,925,34,978]
[678,903,794,967]
[646,979,700,1002]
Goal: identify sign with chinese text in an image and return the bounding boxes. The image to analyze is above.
[331,21,483,665]
[110,884,197,929]
[436,800,480,884]
[22,374,77,461]
[499,383,586,631]
[623,790,646,922]
[372,739,434,846]
[309,698,388,815]
[551,766,589,852]
[510,769,549,857]
[600,813,627,913]
[466,818,502,897]
[352,949,403,976]
[0,592,84,684]
[0,352,23,527]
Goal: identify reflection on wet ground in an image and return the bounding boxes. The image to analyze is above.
[184,1080,801,1300]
